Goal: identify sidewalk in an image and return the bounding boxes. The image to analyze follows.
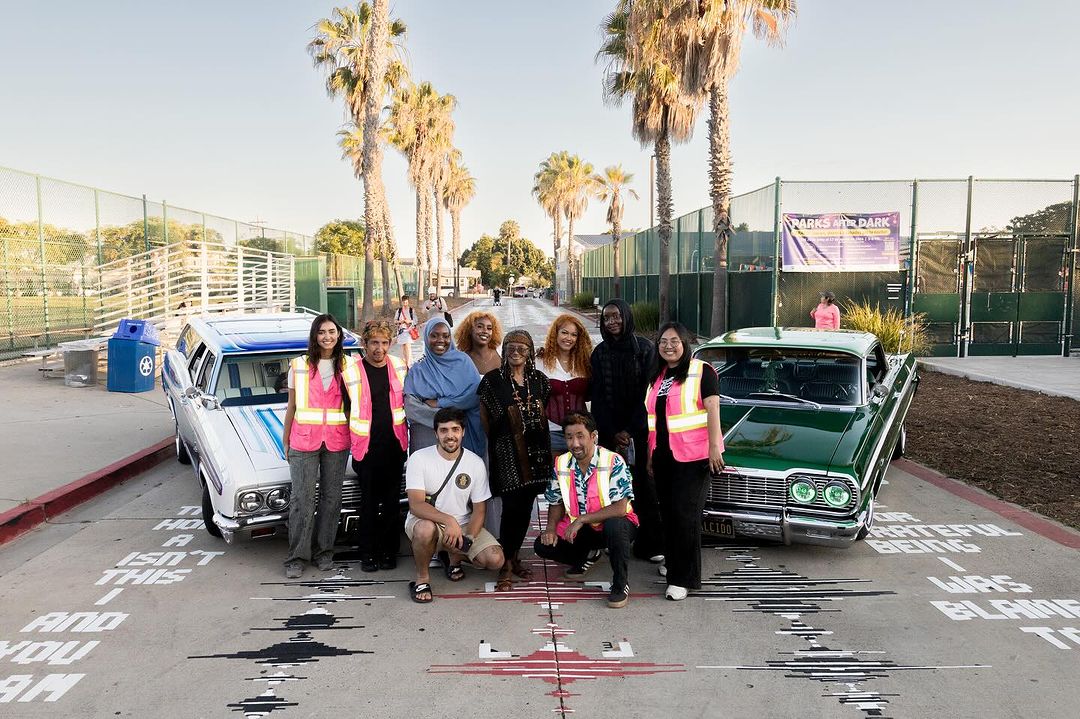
[0,361,173,515]
[919,355,1080,401]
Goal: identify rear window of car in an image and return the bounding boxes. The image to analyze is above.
[694,346,864,406]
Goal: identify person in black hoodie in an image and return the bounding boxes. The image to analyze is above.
[589,299,663,562]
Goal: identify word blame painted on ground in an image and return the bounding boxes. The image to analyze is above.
[0,504,225,704]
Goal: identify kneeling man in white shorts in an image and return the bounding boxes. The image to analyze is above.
[405,407,504,602]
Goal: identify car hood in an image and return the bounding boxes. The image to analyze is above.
[720,404,858,475]
[225,405,289,472]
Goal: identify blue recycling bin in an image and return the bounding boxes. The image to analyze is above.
[107,319,161,393]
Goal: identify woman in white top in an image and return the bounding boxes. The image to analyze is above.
[394,295,417,366]
[534,313,593,454]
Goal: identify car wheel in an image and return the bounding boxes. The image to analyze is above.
[857,494,876,541]
[175,422,192,465]
[891,424,907,460]
[201,481,223,539]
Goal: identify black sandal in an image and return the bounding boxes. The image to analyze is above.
[409,581,433,603]
[445,564,465,582]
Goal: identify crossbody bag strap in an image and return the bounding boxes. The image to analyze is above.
[425,450,464,506]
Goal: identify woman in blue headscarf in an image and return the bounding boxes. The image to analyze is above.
[403,316,485,456]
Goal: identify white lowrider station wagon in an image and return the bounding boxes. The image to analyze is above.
[162,313,363,543]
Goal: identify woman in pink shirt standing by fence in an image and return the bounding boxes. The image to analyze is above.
[810,291,841,330]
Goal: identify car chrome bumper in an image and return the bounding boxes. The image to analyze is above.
[703,505,866,548]
[213,508,363,544]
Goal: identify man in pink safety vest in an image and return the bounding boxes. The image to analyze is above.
[535,410,638,609]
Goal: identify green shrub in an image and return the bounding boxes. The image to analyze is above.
[571,292,595,310]
[631,301,659,332]
[842,301,930,355]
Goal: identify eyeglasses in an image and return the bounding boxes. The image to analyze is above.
[505,344,531,356]
[658,339,682,347]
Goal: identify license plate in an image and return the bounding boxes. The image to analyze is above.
[702,517,735,537]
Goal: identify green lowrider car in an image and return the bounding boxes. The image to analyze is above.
[693,327,918,547]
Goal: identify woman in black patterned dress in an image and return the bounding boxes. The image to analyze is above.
[478,329,552,591]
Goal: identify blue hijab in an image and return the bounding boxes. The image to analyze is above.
[404,316,485,455]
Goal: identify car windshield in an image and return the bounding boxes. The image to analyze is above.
[695,346,864,407]
[215,350,360,407]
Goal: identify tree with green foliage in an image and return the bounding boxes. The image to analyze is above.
[594,164,638,298]
[460,222,553,288]
[315,220,367,257]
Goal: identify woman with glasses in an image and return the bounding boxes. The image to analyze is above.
[535,314,592,454]
[645,321,725,601]
[478,329,552,591]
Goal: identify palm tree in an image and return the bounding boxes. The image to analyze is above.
[630,0,795,334]
[310,2,406,321]
[532,152,569,303]
[442,156,476,296]
[598,1,700,322]
[594,165,638,298]
[386,81,456,296]
[338,125,394,314]
[560,155,598,296]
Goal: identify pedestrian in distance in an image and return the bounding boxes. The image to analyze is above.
[423,286,450,325]
[478,328,553,591]
[281,313,353,579]
[455,310,503,376]
[394,295,418,367]
[645,321,725,601]
[590,298,663,564]
[535,410,637,609]
[403,317,485,456]
[405,407,505,603]
[350,320,410,573]
[811,291,841,330]
[535,313,592,455]
[492,287,502,306]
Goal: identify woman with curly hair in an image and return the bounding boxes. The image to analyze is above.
[454,311,503,375]
[535,314,592,454]
[478,329,552,590]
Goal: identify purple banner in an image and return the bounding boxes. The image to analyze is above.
[781,212,901,272]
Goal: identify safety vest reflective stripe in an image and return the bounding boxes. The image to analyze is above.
[291,357,347,426]
[555,448,629,522]
[340,360,366,435]
[654,360,707,430]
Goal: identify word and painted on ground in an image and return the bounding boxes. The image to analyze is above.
[866,513,1022,554]
[0,505,220,704]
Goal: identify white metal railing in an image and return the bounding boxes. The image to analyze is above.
[93,241,295,343]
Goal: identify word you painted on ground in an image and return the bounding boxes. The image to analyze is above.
[0,505,221,703]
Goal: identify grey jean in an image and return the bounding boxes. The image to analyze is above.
[286,445,348,565]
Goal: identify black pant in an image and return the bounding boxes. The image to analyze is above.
[533,517,636,590]
[499,485,540,559]
[653,449,708,589]
[352,445,406,560]
[623,430,664,559]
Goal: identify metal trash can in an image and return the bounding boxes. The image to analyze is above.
[62,344,99,388]
[106,319,161,393]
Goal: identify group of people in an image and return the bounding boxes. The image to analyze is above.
[281,297,726,610]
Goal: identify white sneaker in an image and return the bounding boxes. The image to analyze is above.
[665,585,688,601]
[649,554,665,563]
[658,563,667,577]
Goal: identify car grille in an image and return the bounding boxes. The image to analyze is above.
[323,473,408,509]
[707,472,857,512]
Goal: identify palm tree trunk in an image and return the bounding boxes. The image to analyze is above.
[655,129,674,323]
[383,199,405,302]
[566,213,576,298]
[451,208,461,296]
[552,214,562,304]
[434,187,445,295]
[414,188,425,294]
[709,81,733,336]
[612,190,622,299]
[362,231,375,324]
[423,183,434,292]
[358,0,391,324]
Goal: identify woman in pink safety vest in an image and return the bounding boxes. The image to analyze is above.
[281,313,352,580]
[350,320,410,573]
[645,321,725,602]
[810,291,841,329]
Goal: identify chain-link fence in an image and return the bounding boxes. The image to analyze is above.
[582,176,1080,356]
[0,166,325,358]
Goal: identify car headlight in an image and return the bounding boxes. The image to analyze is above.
[239,491,264,513]
[266,488,289,511]
[823,481,852,507]
[789,479,817,504]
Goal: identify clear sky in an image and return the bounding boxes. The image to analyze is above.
[1,1,1078,257]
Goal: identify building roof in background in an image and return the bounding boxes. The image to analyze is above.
[571,232,635,249]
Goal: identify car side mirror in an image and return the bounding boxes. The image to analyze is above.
[164,349,194,393]
[200,394,221,411]
[870,384,888,402]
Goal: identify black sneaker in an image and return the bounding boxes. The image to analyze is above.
[563,549,603,581]
[379,555,397,571]
[360,557,378,573]
[607,584,630,609]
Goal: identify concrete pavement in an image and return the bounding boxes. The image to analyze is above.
[919,355,1080,400]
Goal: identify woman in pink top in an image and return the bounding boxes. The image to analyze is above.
[810,291,841,330]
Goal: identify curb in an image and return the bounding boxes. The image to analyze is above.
[0,437,174,547]
[894,458,1080,550]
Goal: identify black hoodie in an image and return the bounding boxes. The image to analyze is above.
[589,299,657,444]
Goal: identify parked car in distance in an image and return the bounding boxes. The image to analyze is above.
[693,327,918,547]
[162,312,364,543]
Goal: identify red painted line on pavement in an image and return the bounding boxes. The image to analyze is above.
[893,458,1080,550]
[0,437,173,546]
